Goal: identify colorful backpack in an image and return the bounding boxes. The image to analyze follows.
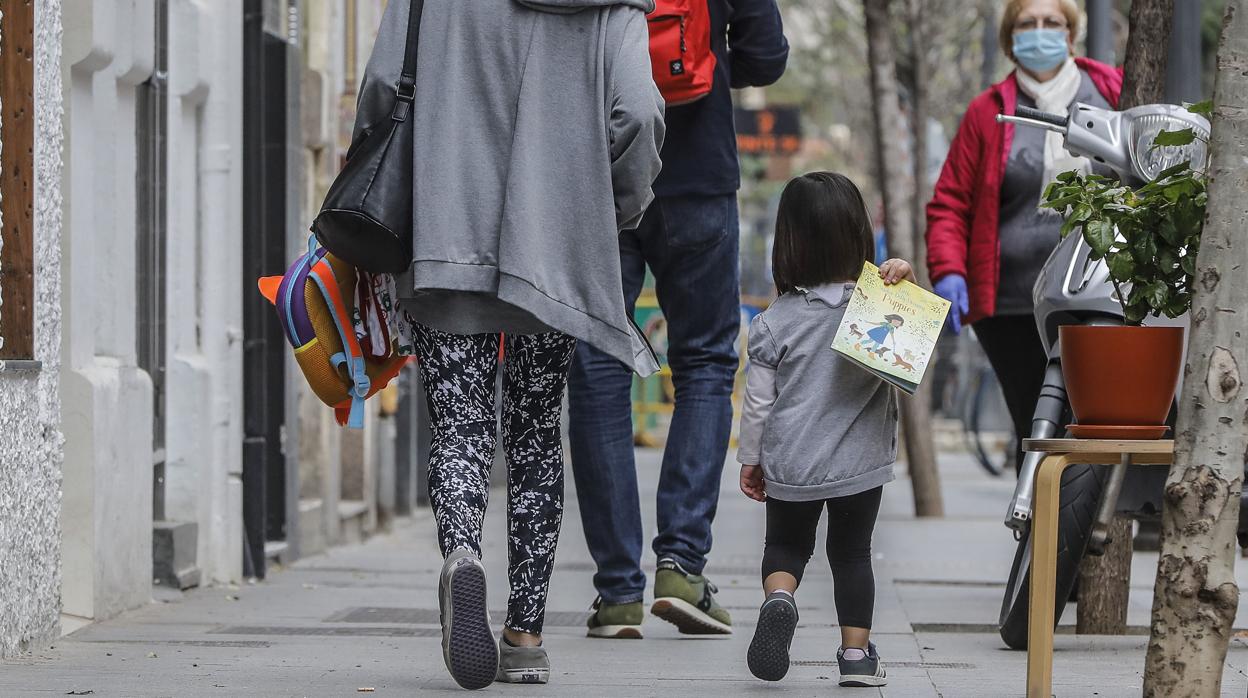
[257,236,409,428]
[647,0,717,106]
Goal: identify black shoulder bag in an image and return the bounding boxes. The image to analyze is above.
[311,0,425,273]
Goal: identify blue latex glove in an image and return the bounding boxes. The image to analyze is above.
[934,274,970,335]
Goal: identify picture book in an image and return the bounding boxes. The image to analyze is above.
[831,262,951,395]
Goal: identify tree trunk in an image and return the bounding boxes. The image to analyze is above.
[1144,3,1246,694]
[979,0,999,90]
[1120,0,1175,106]
[908,0,930,275]
[863,0,943,517]
[1077,515,1133,633]
[1076,0,1177,635]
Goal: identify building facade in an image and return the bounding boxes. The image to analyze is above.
[0,0,65,658]
[0,0,407,657]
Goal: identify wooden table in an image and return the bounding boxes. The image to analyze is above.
[1021,438,1175,698]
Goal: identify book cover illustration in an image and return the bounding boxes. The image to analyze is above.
[831,262,951,395]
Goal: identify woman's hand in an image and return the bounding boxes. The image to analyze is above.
[933,274,970,334]
[740,464,766,502]
[878,258,917,285]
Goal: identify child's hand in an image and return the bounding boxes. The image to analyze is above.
[740,464,766,502]
[879,258,917,285]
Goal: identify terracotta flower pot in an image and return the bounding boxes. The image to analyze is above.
[1060,325,1184,435]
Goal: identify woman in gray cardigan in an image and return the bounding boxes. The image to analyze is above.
[355,0,663,689]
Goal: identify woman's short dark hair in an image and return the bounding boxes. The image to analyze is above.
[772,171,875,295]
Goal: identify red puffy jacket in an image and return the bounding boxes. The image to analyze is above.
[925,58,1122,326]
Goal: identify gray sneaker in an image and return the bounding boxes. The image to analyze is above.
[747,591,799,681]
[495,638,550,684]
[837,643,887,687]
[438,549,499,690]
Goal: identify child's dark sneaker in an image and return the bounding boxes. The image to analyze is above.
[650,558,732,634]
[586,597,644,639]
[495,637,549,684]
[438,549,499,690]
[747,591,799,681]
[837,643,887,687]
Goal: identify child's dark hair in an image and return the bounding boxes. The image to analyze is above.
[772,172,875,295]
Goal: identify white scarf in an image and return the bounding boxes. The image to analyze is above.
[1016,57,1090,204]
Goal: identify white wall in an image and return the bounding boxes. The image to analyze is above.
[162,0,244,586]
[0,0,65,658]
[59,0,156,629]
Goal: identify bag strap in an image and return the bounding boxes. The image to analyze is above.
[391,0,426,122]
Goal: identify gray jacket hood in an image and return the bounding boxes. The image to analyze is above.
[516,0,653,13]
[802,283,855,309]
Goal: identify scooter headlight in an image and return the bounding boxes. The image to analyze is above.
[1129,113,1210,181]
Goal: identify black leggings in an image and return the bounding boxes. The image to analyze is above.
[761,487,883,630]
[972,314,1049,472]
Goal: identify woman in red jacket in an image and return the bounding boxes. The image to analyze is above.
[926,0,1122,468]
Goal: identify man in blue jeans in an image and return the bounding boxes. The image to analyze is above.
[568,0,788,638]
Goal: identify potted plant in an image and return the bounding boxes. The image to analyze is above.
[1041,111,1209,437]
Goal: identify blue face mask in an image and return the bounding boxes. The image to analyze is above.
[1013,28,1069,72]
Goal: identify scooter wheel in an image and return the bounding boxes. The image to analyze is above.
[997,462,1104,650]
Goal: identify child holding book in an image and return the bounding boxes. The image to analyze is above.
[738,172,915,687]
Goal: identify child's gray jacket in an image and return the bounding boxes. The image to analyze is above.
[738,283,898,502]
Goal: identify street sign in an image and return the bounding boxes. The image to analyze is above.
[735,106,802,156]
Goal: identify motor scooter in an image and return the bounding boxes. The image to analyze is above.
[988,102,1246,649]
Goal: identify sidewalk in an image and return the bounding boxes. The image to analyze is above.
[4,449,1247,697]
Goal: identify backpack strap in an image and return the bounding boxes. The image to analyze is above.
[276,237,322,348]
[308,258,371,429]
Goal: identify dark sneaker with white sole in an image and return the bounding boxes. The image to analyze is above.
[837,643,887,687]
[495,638,549,684]
[438,549,499,690]
[747,591,799,681]
[650,558,732,635]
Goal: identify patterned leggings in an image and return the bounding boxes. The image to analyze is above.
[412,324,577,635]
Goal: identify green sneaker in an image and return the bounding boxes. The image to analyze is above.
[586,597,644,639]
[650,558,732,634]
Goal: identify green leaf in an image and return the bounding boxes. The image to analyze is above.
[1132,233,1158,264]
[1069,203,1093,223]
[1185,99,1214,117]
[1083,219,1116,256]
[1107,252,1135,281]
[1181,253,1197,277]
[1060,216,1079,239]
[1172,207,1204,241]
[1163,292,1192,318]
[1158,248,1179,271]
[1143,280,1169,309]
[1162,177,1199,203]
[1153,129,1196,147]
[1055,169,1080,183]
[1043,193,1082,211]
[1157,218,1182,246]
[1124,303,1149,325]
[1155,161,1193,181]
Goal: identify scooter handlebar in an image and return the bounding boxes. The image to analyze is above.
[1014,105,1069,128]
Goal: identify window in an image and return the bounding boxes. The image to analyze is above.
[136,0,169,517]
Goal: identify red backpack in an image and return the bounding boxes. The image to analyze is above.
[647,0,717,106]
